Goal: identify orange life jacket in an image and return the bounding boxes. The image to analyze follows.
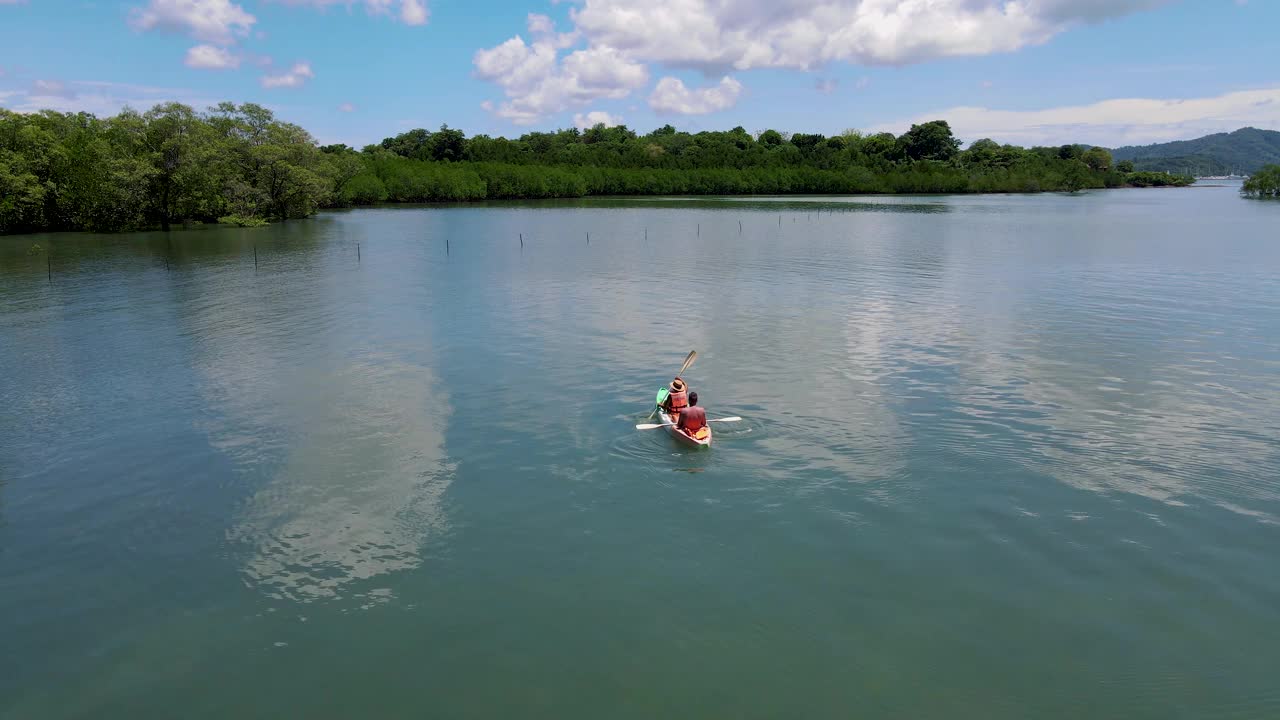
[666,389,688,413]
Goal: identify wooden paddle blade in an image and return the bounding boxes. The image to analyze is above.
[635,423,675,430]
[708,417,742,422]
[678,350,697,375]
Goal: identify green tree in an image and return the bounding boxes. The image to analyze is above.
[1061,162,1092,192]
[1082,147,1113,172]
[1058,144,1085,161]
[0,152,46,232]
[324,150,368,203]
[250,122,330,219]
[429,124,466,161]
[1242,164,1280,197]
[142,102,226,229]
[381,128,433,159]
[899,120,961,162]
[861,132,901,161]
[758,129,783,147]
[790,133,825,152]
[1116,159,1135,173]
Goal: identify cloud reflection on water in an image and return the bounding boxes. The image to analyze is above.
[225,357,454,602]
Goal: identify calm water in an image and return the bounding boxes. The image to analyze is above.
[3,185,1280,719]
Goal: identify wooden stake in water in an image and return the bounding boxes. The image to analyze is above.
[739,220,742,234]
[254,245,258,269]
[520,233,524,248]
[47,253,52,283]
[697,223,700,238]
[446,237,450,255]
[586,231,590,245]
[357,242,361,262]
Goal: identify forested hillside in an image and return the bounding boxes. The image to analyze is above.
[1111,127,1280,175]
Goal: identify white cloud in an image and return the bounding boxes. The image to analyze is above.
[473,1,1169,125]
[261,61,314,89]
[0,0,29,4]
[278,0,429,25]
[869,86,1280,147]
[31,79,76,98]
[526,12,576,47]
[185,43,240,69]
[130,0,256,45]
[474,36,647,124]
[527,12,555,35]
[570,0,1170,71]
[573,110,623,129]
[401,0,428,25]
[5,80,215,117]
[649,75,741,115]
[338,102,356,112]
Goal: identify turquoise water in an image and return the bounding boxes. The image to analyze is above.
[2,186,1280,718]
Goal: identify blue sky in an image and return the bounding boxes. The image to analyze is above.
[1,0,1277,148]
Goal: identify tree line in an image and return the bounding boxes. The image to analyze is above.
[1,102,1194,234]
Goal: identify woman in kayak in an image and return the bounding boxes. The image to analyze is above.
[663,377,689,415]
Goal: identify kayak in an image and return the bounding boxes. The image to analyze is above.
[655,388,712,448]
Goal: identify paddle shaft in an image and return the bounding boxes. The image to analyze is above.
[635,417,742,430]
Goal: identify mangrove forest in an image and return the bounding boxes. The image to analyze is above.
[0,102,1195,234]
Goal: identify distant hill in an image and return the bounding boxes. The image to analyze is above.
[1110,127,1280,176]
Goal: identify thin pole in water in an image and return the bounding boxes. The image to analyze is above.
[357,242,361,262]
[520,232,524,248]
[254,245,258,269]
[47,253,52,283]
[778,215,781,226]
[739,220,742,234]
[586,231,590,245]
[697,223,700,237]
[446,237,450,255]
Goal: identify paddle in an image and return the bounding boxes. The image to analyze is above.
[677,350,698,376]
[647,350,698,420]
[635,417,742,430]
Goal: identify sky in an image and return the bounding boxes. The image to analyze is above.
[1,0,1278,149]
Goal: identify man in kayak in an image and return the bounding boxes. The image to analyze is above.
[677,392,708,439]
[662,377,689,415]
